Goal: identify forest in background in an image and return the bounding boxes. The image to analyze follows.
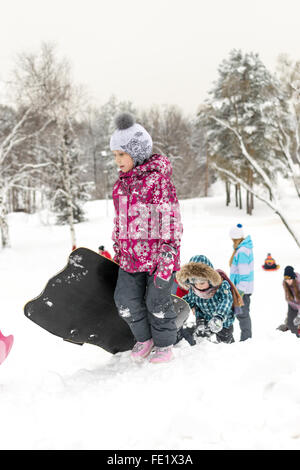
[1,43,300,248]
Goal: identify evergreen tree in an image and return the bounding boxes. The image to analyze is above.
[51,127,92,225]
[199,49,288,212]
[275,54,300,197]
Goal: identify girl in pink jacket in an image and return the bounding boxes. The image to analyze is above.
[110,113,182,363]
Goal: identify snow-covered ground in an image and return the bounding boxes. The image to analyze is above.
[1,181,300,450]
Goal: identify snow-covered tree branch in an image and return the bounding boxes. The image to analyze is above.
[213,163,300,249]
[210,115,278,203]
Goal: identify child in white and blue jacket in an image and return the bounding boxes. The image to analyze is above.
[176,255,235,344]
[229,224,254,341]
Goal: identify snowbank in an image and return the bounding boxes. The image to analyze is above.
[0,191,300,450]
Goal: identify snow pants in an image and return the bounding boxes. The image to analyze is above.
[236,293,252,341]
[114,268,178,347]
[287,304,300,338]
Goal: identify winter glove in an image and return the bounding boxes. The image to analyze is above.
[154,245,176,289]
[195,319,209,337]
[293,314,300,327]
[208,316,223,334]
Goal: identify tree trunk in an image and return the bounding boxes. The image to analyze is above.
[235,184,238,207]
[204,154,209,197]
[12,188,16,212]
[246,190,250,214]
[0,216,10,248]
[93,149,98,199]
[238,184,242,209]
[61,128,77,250]
[247,167,253,215]
[226,181,231,206]
[7,189,12,213]
[32,189,36,213]
[0,189,10,248]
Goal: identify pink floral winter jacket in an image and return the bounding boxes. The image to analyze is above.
[112,154,182,277]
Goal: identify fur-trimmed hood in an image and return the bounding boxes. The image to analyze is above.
[176,255,222,289]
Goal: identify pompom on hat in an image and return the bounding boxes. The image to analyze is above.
[229,223,244,239]
[110,112,153,166]
[114,113,135,130]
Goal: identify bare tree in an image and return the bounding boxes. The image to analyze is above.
[211,116,300,249]
[12,42,88,249]
[0,70,56,247]
[141,105,207,198]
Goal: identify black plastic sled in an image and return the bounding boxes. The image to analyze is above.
[24,247,190,354]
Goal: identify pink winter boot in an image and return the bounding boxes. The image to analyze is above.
[149,346,174,364]
[131,338,154,361]
[0,331,14,365]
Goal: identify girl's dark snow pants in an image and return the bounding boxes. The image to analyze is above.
[114,268,177,347]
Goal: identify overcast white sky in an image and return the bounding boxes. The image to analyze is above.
[1,0,300,115]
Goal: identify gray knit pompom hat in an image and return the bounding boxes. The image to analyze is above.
[110,112,153,166]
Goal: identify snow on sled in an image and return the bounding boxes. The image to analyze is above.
[24,247,190,354]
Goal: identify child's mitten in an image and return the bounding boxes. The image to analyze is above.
[293,314,300,327]
[208,316,223,334]
[154,245,176,289]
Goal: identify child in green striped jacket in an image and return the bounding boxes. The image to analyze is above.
[176,255,235,344]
